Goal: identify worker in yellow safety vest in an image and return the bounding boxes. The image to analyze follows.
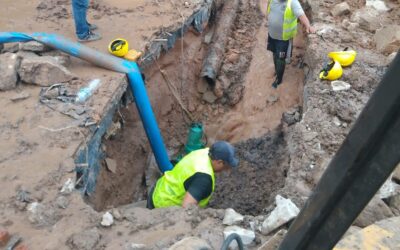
[147,141,239,209]
[267,0,315,88]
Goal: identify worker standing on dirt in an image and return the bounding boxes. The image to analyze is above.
[71,0,101,42]
[147,141,239,209]
[267,0,315,88]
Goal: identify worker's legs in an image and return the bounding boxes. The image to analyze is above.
[71,0,89,39]
[267,34,289,88]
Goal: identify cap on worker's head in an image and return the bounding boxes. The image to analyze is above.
[209,141,239,168]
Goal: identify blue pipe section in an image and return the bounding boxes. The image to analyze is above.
[0,32,173,172]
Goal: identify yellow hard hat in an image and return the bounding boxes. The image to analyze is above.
[108,38,129,57]
[328,49,356,67]
[319,60,343,81]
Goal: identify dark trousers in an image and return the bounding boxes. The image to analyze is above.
[267,35,292,84]
[146,185,155,209]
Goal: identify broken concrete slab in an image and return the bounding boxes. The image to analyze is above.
[354,196,394,227]
[331,81,351,92]
[27,202,61,227]
[374,25,400,55]
[19,41,51,53]
[258,229,287,250]
[169,237,212,250]
[18,54,76,86]
[331,2,351,17]
[0,52,20,91]
[223,208,244,226]
[261,195,300,235]
[223,226,255,246]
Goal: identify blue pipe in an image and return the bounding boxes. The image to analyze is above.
[0,32,173,172]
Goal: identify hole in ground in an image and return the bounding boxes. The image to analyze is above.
[86,0,305,215]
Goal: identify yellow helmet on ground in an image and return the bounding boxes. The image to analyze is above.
[328,49,356,67]
[108,38,129,57]
[320,60,343,81]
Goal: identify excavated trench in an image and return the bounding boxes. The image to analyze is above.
[86,0,306,215]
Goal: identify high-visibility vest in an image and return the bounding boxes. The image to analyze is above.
[268,0,298,40]
[152,148,215,208]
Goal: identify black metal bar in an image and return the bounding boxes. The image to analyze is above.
[279,51,400,250]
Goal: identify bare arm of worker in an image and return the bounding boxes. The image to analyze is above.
[182,191,199,208]
[298,15,316,34]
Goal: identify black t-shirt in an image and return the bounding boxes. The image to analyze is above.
[183,172,213,202]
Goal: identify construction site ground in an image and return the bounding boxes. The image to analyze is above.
[0,0,400,249]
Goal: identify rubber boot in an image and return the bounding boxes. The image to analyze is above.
[272,55,286,89]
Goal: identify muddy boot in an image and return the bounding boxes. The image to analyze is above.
[272,56,286,89]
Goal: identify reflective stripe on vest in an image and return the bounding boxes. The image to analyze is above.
[152,148,215,208]
[267,0,298,40]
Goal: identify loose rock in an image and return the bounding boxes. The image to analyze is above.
[60,178,75,195]
[55,196,69,209]
[331,2,351,17]
[18,54,75,86]
[223,208,244,226]
[67,228,101,250]
[331,81,351,92]
[169,237,212,250]
[0,53,20,91]
[261,195,300,235]
[223,226,255,246]
[101,212,114,227]
[374,25,400,55]
[203,91,218,104]
[354,196,394,227]
[19,41,50,53]
[27,202,60,227]
[10,92,31,102]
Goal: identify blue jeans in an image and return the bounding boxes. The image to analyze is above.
[71,0,89,39]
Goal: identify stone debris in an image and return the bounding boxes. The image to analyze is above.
[67,228,101,250]
[60,178,75,195]
[374,25,400,55]
[0,53,20,91]
[366,0,390,12]
[202,91,218,104]
[331,80,351,91]
[261,195,300,235]
[27,202,60,227]
[223,208,244,226]
[352,7,381,33]
[354,196,394,227]
[331,2,351,17]
[101,211,114,227]
[105,158,117,173]
[19,41,51,53]
[125,243,150,250]
[10,91,31,102]
[223,226,255,247]
[378,176,400,199]
[18,54,75,86]
[55,196,69,209]
[258,229,287,250]
[169,237,212,250]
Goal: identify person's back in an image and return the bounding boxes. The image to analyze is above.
[147,141,239,209]
[152,148,215,208]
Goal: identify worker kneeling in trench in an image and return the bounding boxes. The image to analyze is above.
[147,141,239,209]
